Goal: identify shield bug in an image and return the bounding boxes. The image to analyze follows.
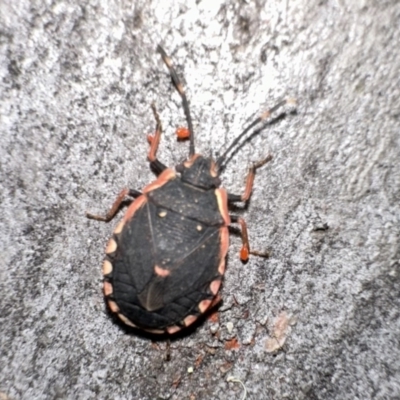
[87,46,292,335]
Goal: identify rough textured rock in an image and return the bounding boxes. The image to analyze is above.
[1,1,399,399]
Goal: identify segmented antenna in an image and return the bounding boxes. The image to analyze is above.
[216,98,295,169]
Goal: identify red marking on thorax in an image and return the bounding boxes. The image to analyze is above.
[123,195,147,222]
[142,168,176,193]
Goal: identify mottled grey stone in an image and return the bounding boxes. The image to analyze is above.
[1,1,399,399]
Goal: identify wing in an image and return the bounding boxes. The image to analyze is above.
[111,197,224,329]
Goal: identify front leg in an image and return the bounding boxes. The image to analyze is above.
[230,215,269,262]
[86,188,141,222]
[228,155,273,203]
[147,103,167,175]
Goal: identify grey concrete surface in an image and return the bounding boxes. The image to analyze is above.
[1,0,399,399]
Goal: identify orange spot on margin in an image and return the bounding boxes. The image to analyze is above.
[218,227,229,274]
[198,299,212,313]
[210,279,221,295]
[102,260,113,275]
[105,238,117,254]
[113,220,125,235]
[184,315,198,327]
[117,313,137,328]
[108,300,120,313]
[215,189,231,225]
[103,281,113,296]
[166,325,181,335]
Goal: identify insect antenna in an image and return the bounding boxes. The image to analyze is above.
[216,98,295,170]
[157,45,195,157]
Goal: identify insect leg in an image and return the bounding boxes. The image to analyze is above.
[157,45,195,157]
[86,188,141,222]
[230,215,269,262]
[227,155,273,203]
[147,103,167,175]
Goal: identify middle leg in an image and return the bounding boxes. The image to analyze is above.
[147,103,167,175]
[228,155,273,203]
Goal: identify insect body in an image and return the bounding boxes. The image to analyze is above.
[87,46,290,334]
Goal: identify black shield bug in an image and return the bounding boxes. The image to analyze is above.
[87,46,292,335]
